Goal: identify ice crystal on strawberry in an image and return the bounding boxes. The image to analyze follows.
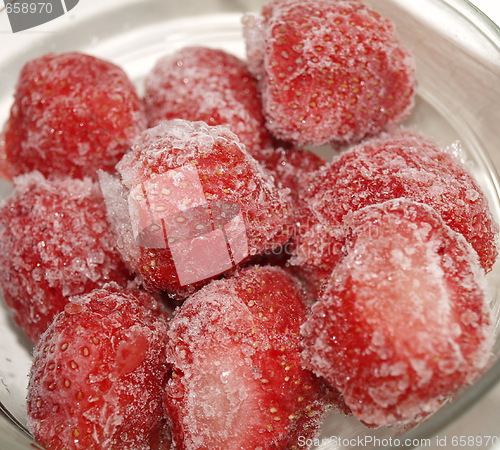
[144,46,270,158]
[27,286,171,449]
[3,52,146,180]
[100,119,292,295]
[302,199,494,427]
[164,265,331,449]
[257,146,326,201]
[0,172,131,342]
[291,130,499,291]
[243,0,416,146]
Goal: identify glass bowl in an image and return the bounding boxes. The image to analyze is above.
[0,0,499,448]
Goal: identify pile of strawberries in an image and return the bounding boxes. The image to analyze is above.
[0,0,497,449]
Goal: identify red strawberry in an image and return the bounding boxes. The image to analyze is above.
[3,52,146,180]
[241,145,326,289]
[99,119,293,295]
[0,130,10,180]
[256,146,326,201]
[302,199,494,427]
[0,172,131,342]
[164,265,332,449]
[27,286,172,450]
[291,130,499,292]
[144,46,270,158]
[243,0,416,146]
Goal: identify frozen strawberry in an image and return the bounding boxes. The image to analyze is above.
[243,0,416,146]
[0,172,131,342]
[302,199,494,427]
[27,286,171,449]
[164,265,331,449]
[99,119,293,295]
[0,130,10,180]
[242,145,326,291]
[3,52,146,180]
[144,46,270,157]
[256,146,326,201]
[291,130,499,292]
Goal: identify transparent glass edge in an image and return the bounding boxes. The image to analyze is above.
[0,409,39,449]
[449,0,500,49]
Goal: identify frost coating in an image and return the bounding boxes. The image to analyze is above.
[101,120,292,294]
[301,199,494,427]
[0,171,130,342]
[165,265,330,449]
[27,286,171,449]
[291,130,499,292]
[243,0,416,146]
[3,52,146,179]
[127,165,249,286]
[144,46,269,158]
